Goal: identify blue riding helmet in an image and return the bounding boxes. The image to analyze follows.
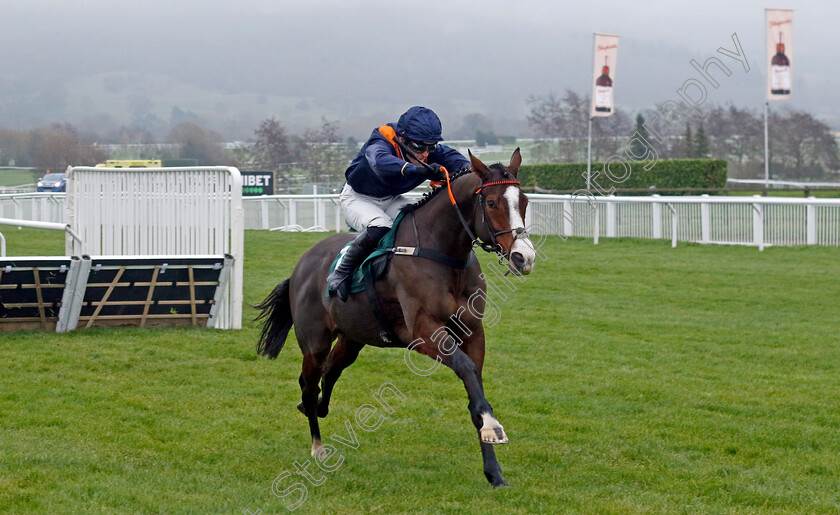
[396,106,443,143]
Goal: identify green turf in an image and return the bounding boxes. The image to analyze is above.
[0,169,41,188]
[1,230,839,513]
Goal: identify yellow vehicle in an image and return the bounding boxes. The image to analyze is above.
[95,159,162,168]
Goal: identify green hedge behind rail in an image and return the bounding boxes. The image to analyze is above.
[518,159,727,191]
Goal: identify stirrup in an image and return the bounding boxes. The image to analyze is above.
[327,271,352,301]
[332,280,351,302]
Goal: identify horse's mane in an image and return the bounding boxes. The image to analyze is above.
[400,163,510,215]
[399,167,474,214]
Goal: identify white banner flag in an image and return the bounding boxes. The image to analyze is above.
[591,33,619,117]
[766,9,793,100]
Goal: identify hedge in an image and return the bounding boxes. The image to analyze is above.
[517,159,727,192]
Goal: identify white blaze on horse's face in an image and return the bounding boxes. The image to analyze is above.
[504,186,535,275]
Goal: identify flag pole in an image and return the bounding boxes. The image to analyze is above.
[764,101,770,193]
[587,116,592,190]
[587,32,596,191]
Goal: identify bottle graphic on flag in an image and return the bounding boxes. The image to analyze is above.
[771,33,791,95]
[594,57,613,113]
[590,33,618,117]
[766,9,793,100]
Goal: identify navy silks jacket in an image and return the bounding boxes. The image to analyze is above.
[345,122,470,198]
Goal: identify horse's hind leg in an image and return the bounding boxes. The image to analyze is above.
[298,348,330,457]
[317,336,364,418]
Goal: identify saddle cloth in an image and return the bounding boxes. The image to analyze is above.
[325,212,406,297]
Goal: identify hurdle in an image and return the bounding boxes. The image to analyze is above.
[64,166,243,329]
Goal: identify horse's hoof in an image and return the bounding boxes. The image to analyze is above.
[485,471,509,487]
[480,424,509,444]
[311,439,324,457]
[299,399,328,417]
[316,402,329,418]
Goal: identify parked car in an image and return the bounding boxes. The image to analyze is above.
[36,172,67,192]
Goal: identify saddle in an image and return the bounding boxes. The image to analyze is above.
[325,211,476,345]
[325,212,406,297]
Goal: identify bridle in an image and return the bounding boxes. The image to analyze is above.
[474,181,529,256]
[446,171,524,257]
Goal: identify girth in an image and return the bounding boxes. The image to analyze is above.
[364,211,475,345]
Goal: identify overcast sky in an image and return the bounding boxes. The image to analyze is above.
[1,0,837,138]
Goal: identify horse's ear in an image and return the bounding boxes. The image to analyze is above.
[508,147,522,178]
[468,150,492,182]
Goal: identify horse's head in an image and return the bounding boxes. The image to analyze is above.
[468,148,536,275]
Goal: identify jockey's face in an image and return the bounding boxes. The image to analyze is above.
[404,137,435,162]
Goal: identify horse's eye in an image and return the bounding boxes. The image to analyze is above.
[487,200,496,209]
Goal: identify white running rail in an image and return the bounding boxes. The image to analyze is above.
[524,194,840,250]
[242,193,840,249]
[5,191,838,252]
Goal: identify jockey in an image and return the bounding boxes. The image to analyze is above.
[327,106,470,301]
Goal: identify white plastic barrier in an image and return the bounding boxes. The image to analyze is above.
[0,193,65,223]
[525,194,840,249]
[243,193,422,232]
[66,166,243,328]
[243,193,840,249]
[10,190,839,253]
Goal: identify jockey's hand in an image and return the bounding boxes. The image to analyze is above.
[425,163,448,182]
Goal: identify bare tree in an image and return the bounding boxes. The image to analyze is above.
[26,124,106,169]
[592,108,631,162]
[770,110,839,179]
[301,118,352,185]
[527,90,589,162]
[166,122,233,165]
[0,129,31,166]
[453,113,495,141]
[527,89,631,163]
[698,106,762,177]
[250,117,294,171]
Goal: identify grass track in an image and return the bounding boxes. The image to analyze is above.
[0,169,40,187]
[1,230,839,513]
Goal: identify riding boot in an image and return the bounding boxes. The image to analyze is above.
[327,225,390,302]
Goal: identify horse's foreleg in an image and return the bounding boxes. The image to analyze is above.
[318,336,363,418]
[459,327,508,487]
[410,319,508,486]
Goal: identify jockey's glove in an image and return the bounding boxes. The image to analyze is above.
[424,163,448,181]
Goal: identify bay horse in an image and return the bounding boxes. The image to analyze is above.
[255,149,536,487]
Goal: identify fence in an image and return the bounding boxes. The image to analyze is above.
[239,193,840,250]
[243,194,347,232]
[0,193,65,223]
[66,166,243,329]
[3,192,838,253]
[524,194,840,249]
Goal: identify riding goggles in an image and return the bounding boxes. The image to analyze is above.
[405,139,437,153]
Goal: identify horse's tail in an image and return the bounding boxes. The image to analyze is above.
[254,279,294,359]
